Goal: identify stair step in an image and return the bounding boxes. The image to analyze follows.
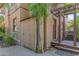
[55,46,79,53]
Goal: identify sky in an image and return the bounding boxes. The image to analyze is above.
[68,13,79,21]
[68,14,73,20]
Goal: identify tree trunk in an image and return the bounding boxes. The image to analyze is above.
[36,19,41,53]
[43,18,47,52]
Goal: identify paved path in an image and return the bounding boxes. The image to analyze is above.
[0,45,78,56]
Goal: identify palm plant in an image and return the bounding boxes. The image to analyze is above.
[28,3,48,52]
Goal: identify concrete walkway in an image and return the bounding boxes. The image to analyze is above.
[0,45,78,56]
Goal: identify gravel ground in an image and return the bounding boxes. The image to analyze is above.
[0,45,78,56]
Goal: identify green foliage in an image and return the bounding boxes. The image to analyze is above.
[76,16,79,40]
[0,27,3,32]
[64,3,72,7]
[64,3,72,10]
[59,3,72,16]
[0,16,4,25]
[0,31,4,41]
[0,15,4,40]
[28,3,48,21]
[67,20,74,31]
[0,32,4,37]
[0,16,4,21]
[65,34,73,41]
[67,15,79,40]
[35,47,42,53]
[0,16,4,30]
[3,35,16,46]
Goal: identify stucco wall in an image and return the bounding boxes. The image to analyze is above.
[20,18,36,50]
[9,9,20,43]
[4,8,9,34]
[46,4,63,49]
[20,8,31,20]
[46,14,53,49]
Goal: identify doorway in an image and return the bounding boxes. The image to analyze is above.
[53,19,57,41]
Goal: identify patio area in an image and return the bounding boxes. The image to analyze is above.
[0,45,78,56]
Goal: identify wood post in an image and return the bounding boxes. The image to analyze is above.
[63,16,65,40]
[58,11,61,43]
[73,4,77,46]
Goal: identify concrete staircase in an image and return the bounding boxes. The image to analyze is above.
[51,42,79,53]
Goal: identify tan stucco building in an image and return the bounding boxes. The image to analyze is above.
[4,3,65,52]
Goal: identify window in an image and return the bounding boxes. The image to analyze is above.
[53,19,56,39]
[13,18,17,32]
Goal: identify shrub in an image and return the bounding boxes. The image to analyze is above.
[0,32,5,40]
[65,35,73,41]
[35,47,42,53]
[3,35,16,46]
[0,32,4,36]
